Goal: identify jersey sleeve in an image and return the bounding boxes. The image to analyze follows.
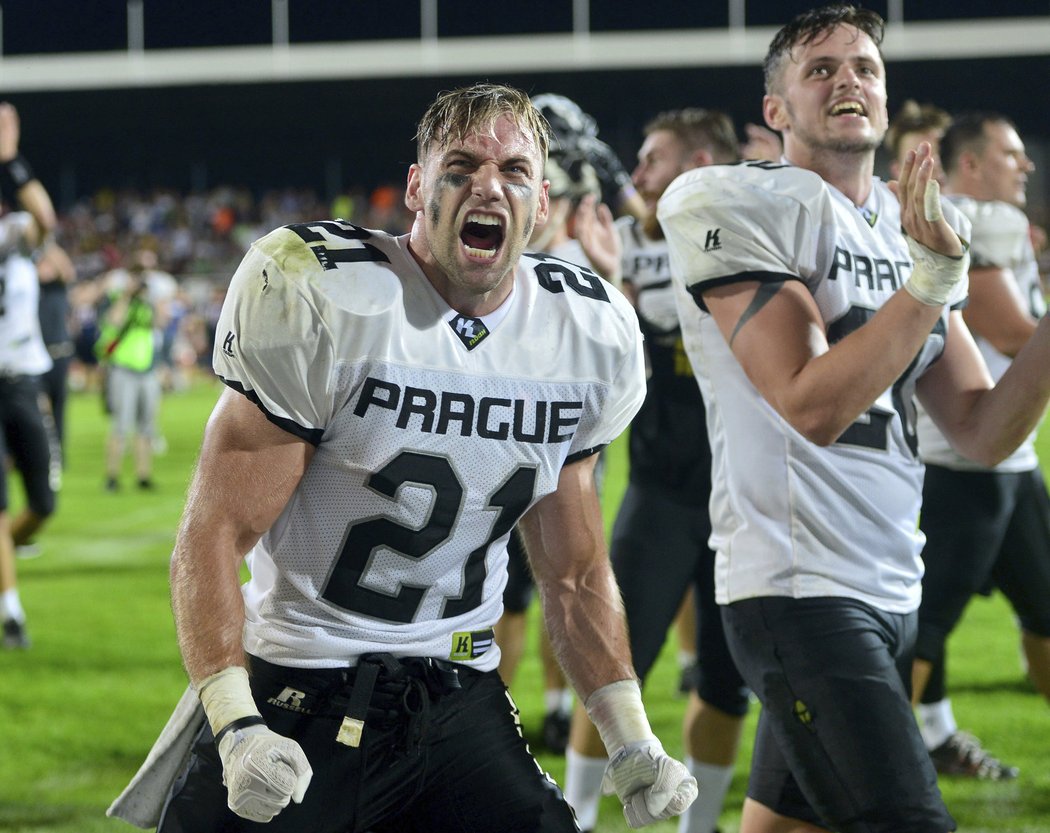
[953,198,1026,270]
[596,289,642,445]
[615,215,642,284]
[657,163,820,308]
[0,212,33,257]
[573,287,646,461]
[212,227,338,444]
[935,198,974,311]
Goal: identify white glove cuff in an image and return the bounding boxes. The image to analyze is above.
[903,235,969,307]
[197,666,263,737]
[584,679,655,754]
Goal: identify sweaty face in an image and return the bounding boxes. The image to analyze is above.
[632,130,691,212]
[406,115,548,312]
[767,24,888,159]
[974,122,1033,208]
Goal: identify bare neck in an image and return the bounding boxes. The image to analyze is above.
[787,145,876,207]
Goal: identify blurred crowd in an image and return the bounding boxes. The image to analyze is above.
[54,182,417,391]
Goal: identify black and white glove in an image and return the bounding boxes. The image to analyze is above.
[199,666,313,823]
[585,680,697,829]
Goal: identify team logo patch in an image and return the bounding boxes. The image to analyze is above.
[793,698,815,732]
[449,628,494,660]
[267,686,314,714]
[449,314,490,351]
[703,228,722,252]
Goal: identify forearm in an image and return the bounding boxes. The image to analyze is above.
[536,555,636,700]
[951,316,1050,465]
[168,390,312,684]
[785,290,944,443]
[518,458,635,700]
[170,511,250,685]
[719,282,945,446]
[14,180,56,242]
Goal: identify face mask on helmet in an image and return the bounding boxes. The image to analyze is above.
[531,93,598,154]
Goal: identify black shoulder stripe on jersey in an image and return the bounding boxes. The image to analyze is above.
[686,271,800,313]
[565,444,608,466]
[220,377,325,446]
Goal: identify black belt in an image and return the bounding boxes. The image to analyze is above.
[339,653,465,752]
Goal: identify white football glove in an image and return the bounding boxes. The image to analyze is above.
[216,723,313,823]
[602,739,697,828]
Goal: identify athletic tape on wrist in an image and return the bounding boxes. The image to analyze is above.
[197,665,263,737]
[0,154,34,201]
[213,715,267,747]
[903,235,968,307]
[583,679,655,754]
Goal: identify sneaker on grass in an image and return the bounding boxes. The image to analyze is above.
[2,618,30,650]
[929,731,1018,780]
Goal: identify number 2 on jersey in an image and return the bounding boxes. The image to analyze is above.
[321,451,537,623]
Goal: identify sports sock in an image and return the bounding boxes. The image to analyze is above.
[544,688,573,715]
[917,698,957,750]
[678,757,734,833]
[564,747,606,831]
[0,588,25,623]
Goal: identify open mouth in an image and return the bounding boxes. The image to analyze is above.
[460,213,505,258]
[830,100,867,118]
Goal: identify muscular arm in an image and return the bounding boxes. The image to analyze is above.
[0,102,56,244]
[170,388,314,685]
[517,453,634,701]
[918,309,1050,467]
[705,279,946,445]
[705,143,963,446]
[962,264,1038,357]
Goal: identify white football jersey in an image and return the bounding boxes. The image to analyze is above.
[0,214,52,375]
[617,216,678,334]
[213,220,645,669]
[658,161,969,613]
[917,197,1044,472]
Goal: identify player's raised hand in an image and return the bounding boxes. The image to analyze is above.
[574,193,621,282]
[889,141,962,258]
[889,141,968,307]
[0,102,21,161]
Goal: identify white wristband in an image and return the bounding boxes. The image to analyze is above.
[197,666,262,737]
[903,235,968,307]
[584,679,656,754]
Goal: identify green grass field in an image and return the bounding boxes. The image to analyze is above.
[2,379,1049,832]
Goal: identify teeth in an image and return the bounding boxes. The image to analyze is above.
[466,214,500,226]
[465,245,497,257]
[832,101,865,115]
